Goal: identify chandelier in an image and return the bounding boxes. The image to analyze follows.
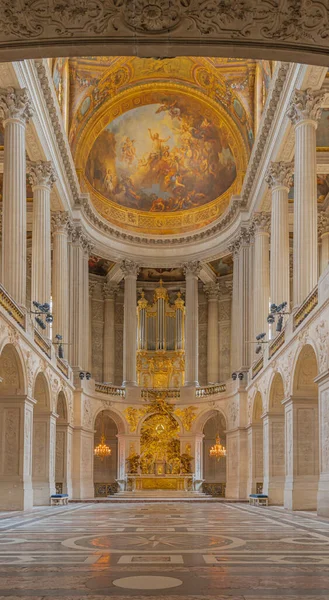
[94,434,111,460]
[209,435,227,460]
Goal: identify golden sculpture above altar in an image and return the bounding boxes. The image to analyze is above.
[137,281,185,388]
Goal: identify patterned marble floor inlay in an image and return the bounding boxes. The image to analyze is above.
[0,502,329,598]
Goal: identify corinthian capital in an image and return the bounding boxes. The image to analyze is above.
[203,282,219,300]
[103,282,119,300]
[265,161,294,190]
[120,259,140,278]
[0,87,33,125]
[252,212,271,234]
[27,160,57,190]
[286,88,326,126]
[51,211,71,234]
[183,261,201,278]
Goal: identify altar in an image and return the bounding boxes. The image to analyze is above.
[128,474,193,491]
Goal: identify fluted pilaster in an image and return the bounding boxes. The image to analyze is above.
[287,88,325,305]
[103,283,118,383]
[121,260,140,386]
[183,261,201,386]
[28,160,56,320]
[265,161,293,308]
[204,282,219,384]
[0,87,33,305]
[252,213,270,340]
[51,211,71,345]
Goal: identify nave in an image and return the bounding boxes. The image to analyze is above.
[0,501,329,599]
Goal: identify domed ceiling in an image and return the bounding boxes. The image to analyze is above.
[53,56,273,234]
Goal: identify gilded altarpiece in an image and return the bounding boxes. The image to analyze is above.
[137,282,185,388]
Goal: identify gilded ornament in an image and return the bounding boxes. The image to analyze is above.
[174,406,197,431]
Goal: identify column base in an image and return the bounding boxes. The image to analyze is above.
[284,477,318,511]
[263,477,284,505]
[0,481,33,511]
[317,476,329,517]
[33,481,56,506]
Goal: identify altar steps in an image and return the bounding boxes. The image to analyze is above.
[70,491,246,503]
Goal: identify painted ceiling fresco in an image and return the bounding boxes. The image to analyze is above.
[209,255,234,277]
[52,56,274,234]
[85,96,236,213]
[88,255,114,277]
[138,267,185,282]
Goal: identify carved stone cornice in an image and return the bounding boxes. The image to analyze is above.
[0,86,33,125]
[252,212,271,234]
[51,211,72,235]
[120,259,140,278]
[183,261,202,278]
[203,282,219,300]
[265,161,294,190]
[103,283,119,300]
[318,211,329,236]
[27,160,57,190]
[286,88,326,126]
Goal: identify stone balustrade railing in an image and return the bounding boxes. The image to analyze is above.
[0,283,25,329]
[195,383,226,397]
[95,383,126,397]
[141,388,181,400]
[34,328,52,358]
[252,356,264,379]
[294,285,318,329]
[269,330,285,359]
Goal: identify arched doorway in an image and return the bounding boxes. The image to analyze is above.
[0,343,33,510]
[94,411,118,497]
[247,391,263,495]
[55,391,72,496]
[202,412,227,497]
[284,344,319,510]
[32,372,56,505]
[263,372,285,505]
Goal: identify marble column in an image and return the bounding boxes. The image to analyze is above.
[283,396,319,510]
[51,212,70,345]
[28,161,56,318]
[318,213,329,275]
[204,282,219,384]
[103,283,118,383]
[265,161,293,308]
[0,396,35,510]
[252,213,270,339]
[183,261,201,386]
[68,226,93,371]
[121,260,140,387]
[0,87,33,305]
[287,88,325,306]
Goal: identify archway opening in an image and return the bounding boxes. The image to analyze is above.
[94,410,118,497]
[202,412,227,497]
[55,391,69,495]
[263,372,285,505]
[248,391,263,494]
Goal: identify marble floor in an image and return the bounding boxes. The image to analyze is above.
[0,501,329,599]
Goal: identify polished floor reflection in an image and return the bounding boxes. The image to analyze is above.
[0,501,329,598]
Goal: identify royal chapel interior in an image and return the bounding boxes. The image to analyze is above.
[1,4,329,598]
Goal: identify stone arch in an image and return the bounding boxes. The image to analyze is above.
[193,407,227,435]
[269,371,285,412]
[33,372,51,411]
[292,344,318,397]
[94,410,119,496]
[56,390,68,422]
[93,406,127,435]
[1,9,329,66]
[0,342,26,395]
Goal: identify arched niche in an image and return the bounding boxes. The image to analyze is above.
[202,411,227,494]
[293,344,318,398]
[0,343,26,396]
[32,372,54,505]
[269,372,285,412]
[94,410,118,496]
[56,390,67,423]
[55,390,69,495]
